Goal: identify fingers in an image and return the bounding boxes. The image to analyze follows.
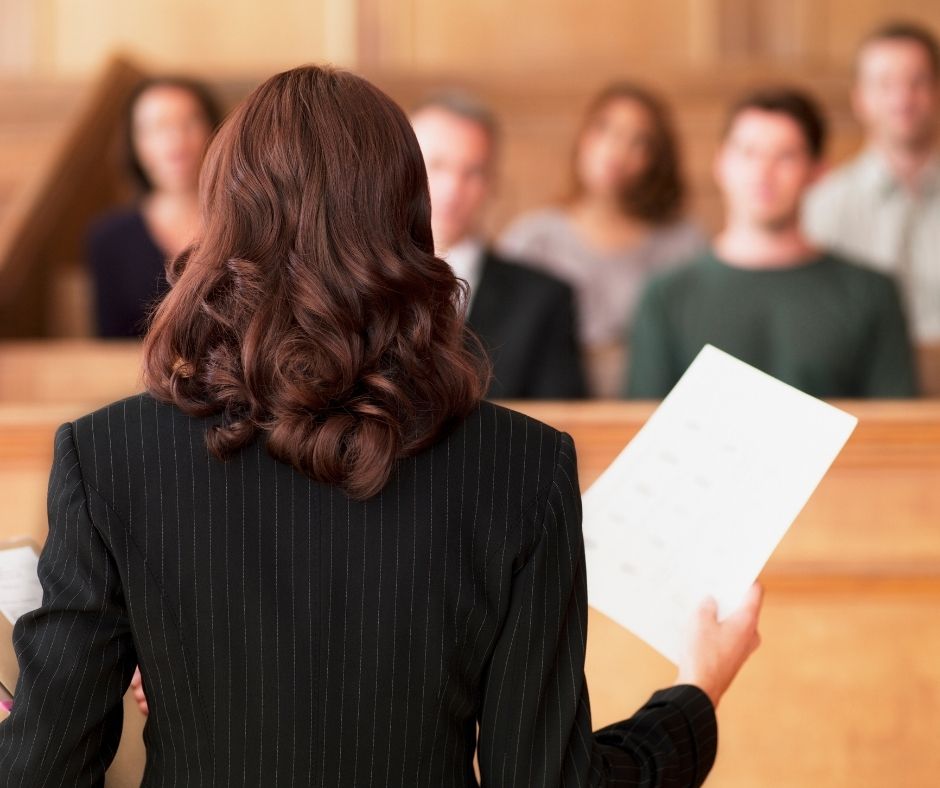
[737,584,764,654]
[724,583,764,626]
[743,582,764,613]
[131,666,149,716]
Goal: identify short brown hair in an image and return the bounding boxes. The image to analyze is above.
[858,21,940,79]
[571,82,686,224]
[725,87,828,159]
[143,65,489,500]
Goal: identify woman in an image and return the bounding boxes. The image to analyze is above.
[500,83,706,397]
[0,66,760,786]
[86,76,222,337]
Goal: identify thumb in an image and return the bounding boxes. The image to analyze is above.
[739,582,764,616]
[726,583,764,627]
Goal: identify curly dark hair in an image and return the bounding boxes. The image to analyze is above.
[142,65,490,499]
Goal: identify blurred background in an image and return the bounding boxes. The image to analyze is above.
[1,0,937,338]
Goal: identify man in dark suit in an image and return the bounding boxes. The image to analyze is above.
[411,93,587,399]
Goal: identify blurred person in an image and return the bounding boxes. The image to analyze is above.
[0,65,763,786]
[805,22,940,341]
[411,92,586,399]
[627,87,917,399]
[86,76,222,337]
[500,83,706,397]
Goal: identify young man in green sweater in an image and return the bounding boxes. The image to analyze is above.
[626,87,918,399]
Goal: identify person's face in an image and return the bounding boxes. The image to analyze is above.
[132,85,214,193]
[411,108,493,251]
[854,39,939,150]
[575,97,655,200]
[715,109,821,230]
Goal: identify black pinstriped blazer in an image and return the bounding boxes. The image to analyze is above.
[0,394,716,786]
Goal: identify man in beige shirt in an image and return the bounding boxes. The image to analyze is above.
[805,22,940,341]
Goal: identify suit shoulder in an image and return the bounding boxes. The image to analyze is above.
[72,390,155,424]
[483,251,574,302]
[70,391,174,450]
[476,398,563,433]
[469,400,572,476]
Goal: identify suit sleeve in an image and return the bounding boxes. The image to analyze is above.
[476,432,717,786]
[527,283,588,399]
[625,280,679,399]
[0,422,136,785]
[860,277,919,397]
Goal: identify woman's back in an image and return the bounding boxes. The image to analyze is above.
[1,394,716,786]
[53,394,562,785]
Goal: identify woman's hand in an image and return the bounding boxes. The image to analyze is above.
[676,582,764,708]
[130,666,149,716]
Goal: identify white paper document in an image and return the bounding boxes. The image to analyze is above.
[0,546,42,625]
[582,345,858,664]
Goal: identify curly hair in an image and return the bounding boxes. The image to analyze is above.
[142,65,490,499]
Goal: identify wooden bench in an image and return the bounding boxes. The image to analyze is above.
[919,342,940,400]
[1,339,940,402]
[0,340,142,405]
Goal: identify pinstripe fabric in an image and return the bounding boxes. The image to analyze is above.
[0,394,716,786]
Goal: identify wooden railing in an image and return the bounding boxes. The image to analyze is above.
[2,397,939,786]
[0,339,938,407]
[919,342,940,399]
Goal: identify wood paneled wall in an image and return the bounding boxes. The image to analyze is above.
[5,0,933,234]
[2,1,938,79]
[1,0,354,77]
[354,0,940,74]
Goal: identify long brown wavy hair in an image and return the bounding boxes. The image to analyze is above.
[143,65,490,499]
[569,82,685,224]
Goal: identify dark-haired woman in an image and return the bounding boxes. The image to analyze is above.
[86,77,222,337]
[500,83,706,397]
[0,65,761,786]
